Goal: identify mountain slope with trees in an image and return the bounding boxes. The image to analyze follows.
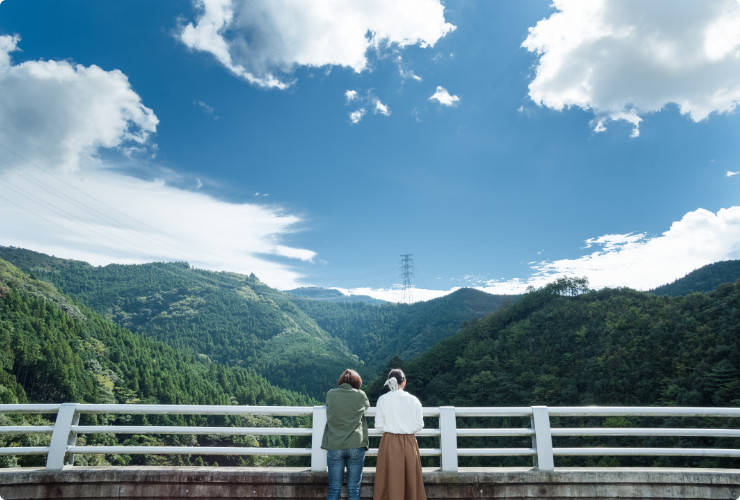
[0,247,362,398]
[0,257,314,467]
[402,277,739,409]
[0,246,513,397]
[292,287,515,372]
[650,260,740,297]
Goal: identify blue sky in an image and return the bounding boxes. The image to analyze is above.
[1,0,739,302]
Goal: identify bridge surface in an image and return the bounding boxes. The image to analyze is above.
[1,466,739,499]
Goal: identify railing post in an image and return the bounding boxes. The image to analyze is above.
[439,406,458,472]
[531,406,554,471]
[311,405,327,472]
[46,403,79,470]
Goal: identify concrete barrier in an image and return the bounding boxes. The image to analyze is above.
[0,467,739,499]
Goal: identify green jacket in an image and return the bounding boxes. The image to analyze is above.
[321,383,370,450]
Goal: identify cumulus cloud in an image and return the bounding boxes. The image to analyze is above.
[345,89,358,103]
[374,99,390,116]
[346,206,740,302]
[477,206,740,294]
[0,36,314,289]
[349,108,366,124]
[178,0,455,88]
[0,35,158,173]
[523,0,740,136]
[429,85,460,106]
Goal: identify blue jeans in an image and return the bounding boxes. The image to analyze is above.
[326,447,366,500]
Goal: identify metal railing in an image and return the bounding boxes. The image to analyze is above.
[1,404,738,472]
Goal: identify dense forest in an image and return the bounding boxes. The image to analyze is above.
[2,245,740,469]
[651,260,740,297]
[0,246,510,397]
[403,276,739,407]
[0,247,363,398]
[291,287,513,371]
[386,277,740,467]
[0,258,314,467]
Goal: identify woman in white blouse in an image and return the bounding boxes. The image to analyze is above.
[372,368,426,500]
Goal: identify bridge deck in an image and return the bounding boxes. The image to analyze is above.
[1,466,739,499]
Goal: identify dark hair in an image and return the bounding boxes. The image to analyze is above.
[387,368,405,385]
[338,369,362,389]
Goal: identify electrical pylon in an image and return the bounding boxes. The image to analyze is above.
[400,254,415,304]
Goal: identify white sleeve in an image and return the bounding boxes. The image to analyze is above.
[374,397,385,432]
[415,398,424,433]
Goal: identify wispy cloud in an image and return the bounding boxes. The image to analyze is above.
[523,0,740,137]
[727,170,740,177]
[0,35,314,290]
[345,90,390,124]
[429,85,460,106]
[195,99,218,119]
[178,0,455,89]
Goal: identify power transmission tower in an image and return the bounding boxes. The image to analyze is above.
[400,254,415,304]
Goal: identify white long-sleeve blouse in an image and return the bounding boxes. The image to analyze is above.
[373,390,424,435]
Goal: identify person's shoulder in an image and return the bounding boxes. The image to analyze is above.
[404,391,422,404]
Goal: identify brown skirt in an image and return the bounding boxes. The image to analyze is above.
[373,433,426,500]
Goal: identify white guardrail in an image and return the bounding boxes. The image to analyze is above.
[1,404,739,472]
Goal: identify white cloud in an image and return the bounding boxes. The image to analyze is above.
[429,85,460,106]
[195,99,218,118]
[334,286,453,304]
[344,90,390,123]
[374,99,390,116]
[0,36,315,290]
[523,0,740,136]
[727,170,740,177]
[178,0,455,88]
[477,206,740,294]
[0,35,158,173]
[349,108,366,124]
[345,205,740,301]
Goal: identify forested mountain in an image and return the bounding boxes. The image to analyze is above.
[0,247,512,398]
[0,257,314,467]
[292,288,515,372]
[651,260,740,296]
[400,277,739,409]
[287,287,386,305]
[0,247,363,398]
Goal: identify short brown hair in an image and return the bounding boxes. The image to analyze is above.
[338,369,362,389]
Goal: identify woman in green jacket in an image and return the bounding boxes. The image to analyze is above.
[321,369,370,500]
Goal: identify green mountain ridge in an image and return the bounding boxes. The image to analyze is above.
[650,260,740,296]
[403,277,740,409]
[0,256,313,407]
[0,246,510,399]
[0,247,360,399]
[292,287,515,372]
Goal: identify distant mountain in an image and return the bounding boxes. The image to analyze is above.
[292,287,516,372]
[287,286,386,305]
[650,260,740,296]
[0,246,363,399]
